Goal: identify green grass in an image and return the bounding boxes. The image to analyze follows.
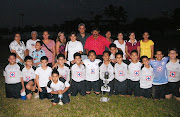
[0,40,180,117]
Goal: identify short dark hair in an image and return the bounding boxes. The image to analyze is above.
[140,56,149,62]
[168,48,178,54]
[131,50,138,55]
[24,56,33,62]
[14,32,21,37]
[115,51,123,58]
[103,50,111,56]
[74,52,81,59]
[88,50,96,56]
[109,43,117,49]
[40,56,48,61]
[9,53,16,58]
[51,69,59,76]
[155,49,164,55]
[36,41,43,46]
[78,23,85,28]
[57,54,65,59]
[91,27,100,32]
[128,32,135,37]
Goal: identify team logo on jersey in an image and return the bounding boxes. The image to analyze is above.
[157,66,162,71]
[26,76,30,81]
[63,75,67,79]
[134,71,139,76]
[170,72,176,77]
[10,72,15,77]
[77,72,82,77]
[118,71,123,76]
[91,69,95,74]
[146,76,151,81]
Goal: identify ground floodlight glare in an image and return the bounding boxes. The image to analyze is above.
[100,71,110,102]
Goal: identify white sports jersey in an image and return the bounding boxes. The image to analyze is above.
[65,41,83,61]
[128,62,142,81]
[22,66,36,82]
[83,59,101,81]
[71,64,86,82]
[113,40,126,60]
[114,62,128,82]
[9,40,26,63]
[3,63,22,84]
[99,62,114,82]
[47,78,70,93]
[35,66,52,87]
[110,54,115,60]
[26,39,40,55]
[166,60,180,82]
[57,64,70,82]
[140,66,154,89]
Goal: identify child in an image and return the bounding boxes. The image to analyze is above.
[109,43,118,63]
[47,69,70,106]
[99,51,115,95]
[140,56,154,98]
[56,54,70,82]
[83,50,101,95]
[70,52,86,96]
[114,51,128,96]
[35,56,52,99]
[149,49,169,100]
[165,48,180,101]
[127,50,142,97]
[31,41,46,68]
[21,56,38,99]
[3,53,24,99]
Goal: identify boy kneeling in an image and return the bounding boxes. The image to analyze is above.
[47,70,70,106]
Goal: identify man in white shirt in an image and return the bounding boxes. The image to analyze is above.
[26,31,40,55]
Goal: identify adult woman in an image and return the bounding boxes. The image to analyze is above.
[55,32,66,55]
[65,32,83,62]
[9,33,26,64]
[125,32,140,60]
[140,32,154,58]
[105,31,113,43]
[114,32,127,60]
[41,31,56,67]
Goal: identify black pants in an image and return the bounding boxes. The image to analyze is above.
[127,79,141,97]
[71,80,86,96]
[51,91,70,104]
[5,83,21,99]
[39,87,51,99]
[140,88,152,98]
[114,79,127,95]
[152,84,167,99]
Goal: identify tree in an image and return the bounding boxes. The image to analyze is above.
[104,4,127,24]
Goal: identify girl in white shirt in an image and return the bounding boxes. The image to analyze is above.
[65,32,83,62]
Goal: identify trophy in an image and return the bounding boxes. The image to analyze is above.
[100,71,110,102]
[58,94,63,105]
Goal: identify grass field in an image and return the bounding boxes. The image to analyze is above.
[0,39,180,117]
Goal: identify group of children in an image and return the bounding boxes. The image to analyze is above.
[3,43,180,106]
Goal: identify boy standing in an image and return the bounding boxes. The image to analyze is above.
[47,70,70,106]
[21,56,38,99]
[109,43,118,63]
[99,51,115,95]
[3,53,24,99]
[71,52,86,96]
[114,52,128,96]
[83,50,101,95]
[31,41,45,68]
[165,48,180,101]
[127,50,142,97]
[140,56,154,98]
[149,50,169,100]
[35,56,52,99]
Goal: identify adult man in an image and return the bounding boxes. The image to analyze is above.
[77,23,91,55]
[26,31,40,55]
[84,27,111,60]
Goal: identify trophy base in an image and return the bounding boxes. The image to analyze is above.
[58,101,63,105]
[100,97,109,102]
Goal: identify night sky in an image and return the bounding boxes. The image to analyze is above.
[0,0,179,27]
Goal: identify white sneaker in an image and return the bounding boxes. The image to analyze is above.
[34,94,39,99]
